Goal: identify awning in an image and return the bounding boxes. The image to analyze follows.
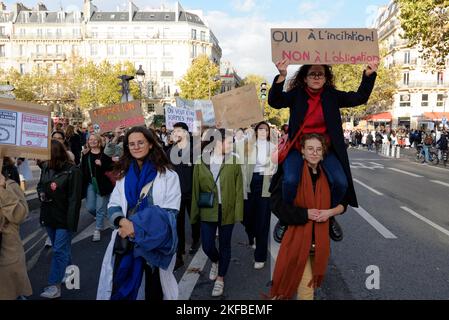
[422,112,449,121]
[364,112,392,122]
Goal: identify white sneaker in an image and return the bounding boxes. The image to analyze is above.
[92,230,101,242]
[209,262,219,281]
[254,262,265,269]
[211,280,224,297]
[40,285,61,299]
[44,237,52,248]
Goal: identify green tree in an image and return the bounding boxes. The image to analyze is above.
[333,55,399,122]
[397,0,449,70]
[178,55,221,100]
[243,74,289,126]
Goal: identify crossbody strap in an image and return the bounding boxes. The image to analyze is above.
[128,180,155,218]
[87,154,95,178]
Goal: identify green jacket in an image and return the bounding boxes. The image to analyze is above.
[190,156,244,226]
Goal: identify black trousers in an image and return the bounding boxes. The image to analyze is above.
[177,196,201,257]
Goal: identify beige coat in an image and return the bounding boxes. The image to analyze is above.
[0,180,32,299]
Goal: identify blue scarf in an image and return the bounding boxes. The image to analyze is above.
[111,160,157,300]
[125,160,157,211]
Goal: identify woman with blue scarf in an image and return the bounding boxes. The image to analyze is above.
[97,127,181,300]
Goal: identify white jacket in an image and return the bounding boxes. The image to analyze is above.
[97,169,181,300]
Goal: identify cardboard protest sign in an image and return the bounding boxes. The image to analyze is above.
[211,85,264,129]
[0,98,51,160]
[89,101,145,133]
[271,28,379,65]
[165,105,195,132]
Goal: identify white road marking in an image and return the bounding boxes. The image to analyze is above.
[400,207,449,238]
[22,228,44,247]
[387,167,423,178]
[430,180,449,188]
[178,248,209,300]
[353,179,384,196]
[27,246,45,271]
[24,232,48,255]
[353,206,397,239]
[369,162,384,167]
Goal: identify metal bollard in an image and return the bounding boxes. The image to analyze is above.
[395,146,401,159]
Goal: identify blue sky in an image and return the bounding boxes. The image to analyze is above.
[5,0,391,79]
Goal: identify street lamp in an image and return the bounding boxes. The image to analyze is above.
[136,65,145,98]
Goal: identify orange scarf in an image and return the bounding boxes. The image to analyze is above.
[270,162,331,299]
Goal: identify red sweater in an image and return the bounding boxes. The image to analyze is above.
[295,87,330,149]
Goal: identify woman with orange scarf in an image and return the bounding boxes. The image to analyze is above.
[270,133,345,300]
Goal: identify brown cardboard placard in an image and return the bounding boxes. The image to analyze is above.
[89,101,145,133]
[211,85,264,129]
[0,98,51,160]
[271,28,379,65]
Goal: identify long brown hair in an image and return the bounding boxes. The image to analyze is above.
[288,65,335,91]
[49,139,72,170]
[114,126,171,178]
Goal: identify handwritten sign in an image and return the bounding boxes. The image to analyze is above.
[165,105,195,132]
[0,98,51,160]
[89,101,145,133]
[271,28,379,65]
[211,85,264,129]
[176,97,215,126]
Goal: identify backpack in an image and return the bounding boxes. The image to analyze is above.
[424,135,433,145]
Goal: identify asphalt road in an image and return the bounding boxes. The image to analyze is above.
[21,148,449,300]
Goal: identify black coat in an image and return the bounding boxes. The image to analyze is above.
[80,151,114,198]
[67,134,82,165]
[37,163,82,232]
[268,71,377,208]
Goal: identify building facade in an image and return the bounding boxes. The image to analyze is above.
[0,0,222,115]
[220,60,242,93]
[373,1,449,130]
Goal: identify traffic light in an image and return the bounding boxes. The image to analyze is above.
[260,82,267,100]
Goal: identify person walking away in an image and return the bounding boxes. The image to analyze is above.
[65,125,82,165]
[37,140,82,299]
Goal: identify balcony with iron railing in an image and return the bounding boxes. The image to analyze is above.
[31,53,67,61]
[399,81,449,88]
[85,31,214,43]
[11,33,82,40]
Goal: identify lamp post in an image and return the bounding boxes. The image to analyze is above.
[136,65,145,98]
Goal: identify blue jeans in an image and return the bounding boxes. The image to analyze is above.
[282,149,348,207]
[246,173,271,263]
[46,227,73,286]
[200,206,234,278]
[423,145,430,162]
[86,183,110,230]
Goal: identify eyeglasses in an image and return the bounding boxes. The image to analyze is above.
[305,147,323,154]
[128,141,147,149]
[306,72,325,79]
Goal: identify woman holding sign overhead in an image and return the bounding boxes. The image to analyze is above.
[268,60,378,213]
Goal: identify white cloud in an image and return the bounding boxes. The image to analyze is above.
[232,0,257,12]
[298,1,316,13]
[204,10,332,82]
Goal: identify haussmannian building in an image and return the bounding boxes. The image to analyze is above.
[373,1,449,130]
[0,0,222,119]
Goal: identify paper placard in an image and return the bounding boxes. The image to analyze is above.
[211,85,264,129]
[271,28,379,65]
[89,101,145,133]
[0,98,51,160]
[165,105,195,132]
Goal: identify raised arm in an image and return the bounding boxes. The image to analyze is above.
[268,59,296,110]
[337,62,379,108]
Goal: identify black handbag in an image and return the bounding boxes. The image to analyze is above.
[273,217,343,243]
[198,165,223,208]
[113,181,154,255]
